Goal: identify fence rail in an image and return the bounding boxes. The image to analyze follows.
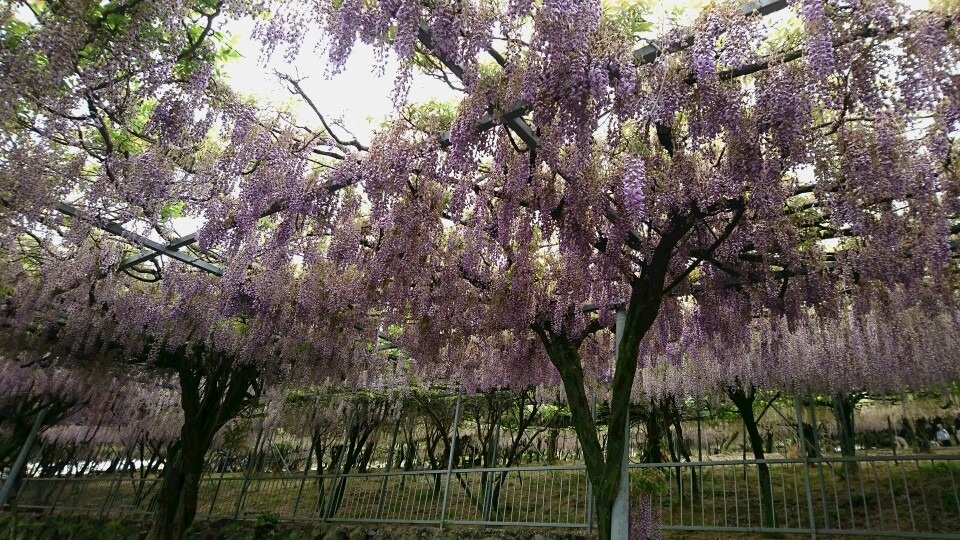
[13,454,960,538]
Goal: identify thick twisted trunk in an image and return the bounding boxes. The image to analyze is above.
[151,358,260,540]
[727,384,775,529]
[533,210,701,539]
[831,392,860,457]
[641,399,665,464]
[537,277,664,539]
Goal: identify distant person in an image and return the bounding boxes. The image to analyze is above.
[936,425,952,447]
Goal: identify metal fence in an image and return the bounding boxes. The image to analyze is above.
[13,452,960,538]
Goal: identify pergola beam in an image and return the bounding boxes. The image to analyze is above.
[115,201,288,273]
[56,203,224,276]
[441,0,791,150]
[634,0,789,64]
[117,233,197,270]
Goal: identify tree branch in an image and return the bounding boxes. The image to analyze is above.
[278,73,369,152]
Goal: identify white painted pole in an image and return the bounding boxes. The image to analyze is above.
[611,308,629,540]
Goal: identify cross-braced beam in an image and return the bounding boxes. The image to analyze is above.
[56,203,224,276]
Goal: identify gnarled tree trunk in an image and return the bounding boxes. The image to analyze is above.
[151,357,260,540]
[726,383,776,529]
[831,391,862,457]
[536,274,667,540]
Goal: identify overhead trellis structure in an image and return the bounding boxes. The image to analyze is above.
[55,203,224,277]
[53,0,959,283]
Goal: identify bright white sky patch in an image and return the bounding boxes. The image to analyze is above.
[222,17,462,144]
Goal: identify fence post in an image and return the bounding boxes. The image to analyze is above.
[439,387,463,529]
[0,406,48,508]
[795,398,817,540]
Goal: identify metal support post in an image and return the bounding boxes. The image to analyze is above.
[612,308,630,540]
[0,407,48,508]
[795,398,818,540]
[439,387,463,529]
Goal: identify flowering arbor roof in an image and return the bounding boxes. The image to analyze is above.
[80,0,794,282]
[6,0,956,393]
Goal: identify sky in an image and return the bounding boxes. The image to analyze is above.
[221,17,462,146]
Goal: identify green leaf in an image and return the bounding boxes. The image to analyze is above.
[160,201,186,220]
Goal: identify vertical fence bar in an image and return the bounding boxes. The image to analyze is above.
[948,460,960,518]
[914,458,931,531]
[843,457,855,529]
[732,463,739,526]
[780,460,789,528]
[856,459,870,529]
[439,387,463,528]
[796,397,818,540]
[901,460,917,532]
